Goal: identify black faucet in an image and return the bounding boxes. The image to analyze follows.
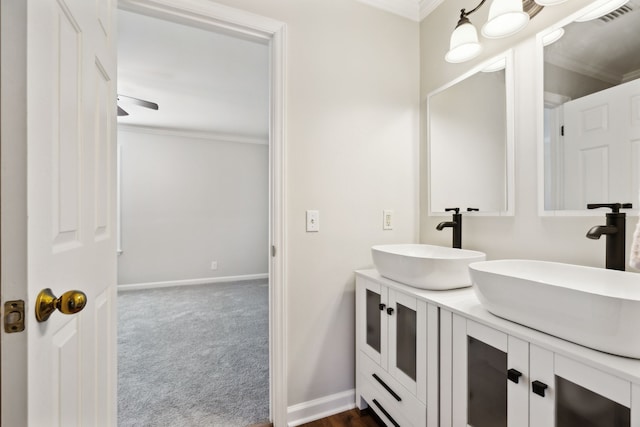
[586,203,632,270]
[436,207,478,249]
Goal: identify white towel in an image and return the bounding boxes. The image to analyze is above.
[630,212,640,270]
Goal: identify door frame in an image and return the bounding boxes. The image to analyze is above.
[0,0,288,425]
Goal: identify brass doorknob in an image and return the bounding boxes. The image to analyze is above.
[35,288,87,322]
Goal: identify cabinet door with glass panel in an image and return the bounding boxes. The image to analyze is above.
[356,277,428,400]
[450,314,529,427]
[530,345,638,427]
[449,313,640,427]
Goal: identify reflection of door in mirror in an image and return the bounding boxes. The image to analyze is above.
[560,79,640,210]
[543,1,640,212]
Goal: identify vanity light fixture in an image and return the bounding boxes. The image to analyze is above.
[445,0,564,63]
[575,0,629,22]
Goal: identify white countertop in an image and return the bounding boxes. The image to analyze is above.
[356,269,640,384]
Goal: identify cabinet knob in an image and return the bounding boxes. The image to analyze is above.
[386,307,394,315]
[507,368,522,384]
[379,303,386,311]
[532,380,548,397]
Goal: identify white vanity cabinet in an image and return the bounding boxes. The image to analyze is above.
[355,274,439,427]
[444,311,640,427]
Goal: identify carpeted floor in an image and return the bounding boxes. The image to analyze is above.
[118,280,270,426]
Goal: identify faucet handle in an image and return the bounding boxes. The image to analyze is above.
[587,203,633,213]
[466,208,479,212]
[445,207,460,213]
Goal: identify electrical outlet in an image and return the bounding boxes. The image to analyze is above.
[306,210,319,232]
[210,261,218,270]
[383,210,393,230]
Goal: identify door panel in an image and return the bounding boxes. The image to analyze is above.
[24,0,118,425]
[55,0,83,248]
[562,78,640,209]
[53,319,80,427]
[94,59,112,239]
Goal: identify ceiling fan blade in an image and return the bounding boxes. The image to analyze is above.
[117,106,129,117]
[118,94,159,110]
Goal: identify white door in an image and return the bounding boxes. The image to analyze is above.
[562,78,640,210]
[20,0,117,425]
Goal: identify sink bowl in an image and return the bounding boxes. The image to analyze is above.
[469,259,640,358]
[371,244,486,290]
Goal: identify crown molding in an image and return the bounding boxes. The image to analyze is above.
[623,68,640,83]
[117,123,269,145]
[354,0,420,21]
[545,51,622,86]
[419,0,445,21]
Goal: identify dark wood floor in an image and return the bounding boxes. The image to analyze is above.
[299,408,384,427]
[246,408,384,427]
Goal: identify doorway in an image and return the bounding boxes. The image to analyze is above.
[115,6,271,426]
[116,0,288,425]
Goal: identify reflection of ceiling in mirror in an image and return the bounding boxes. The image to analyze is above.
[545,0,640,85]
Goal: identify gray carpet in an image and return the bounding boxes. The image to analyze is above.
[118,280,270,426]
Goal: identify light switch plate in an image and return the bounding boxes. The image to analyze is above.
[306,210,319,232]
[383,210,393,230]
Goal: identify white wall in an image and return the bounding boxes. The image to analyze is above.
[420,1,640,268]
[117,126,268,285]
[209,0,420,409]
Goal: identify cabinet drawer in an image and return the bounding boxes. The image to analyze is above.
[359,372,413,427]
[359,351,426,426]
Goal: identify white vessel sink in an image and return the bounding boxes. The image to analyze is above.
[469,259,640,359]
[371,244,486,290]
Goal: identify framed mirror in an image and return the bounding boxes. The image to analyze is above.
[427,52,515,216]
[540,0,640,215]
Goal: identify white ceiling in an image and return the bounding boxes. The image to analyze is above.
[117,9,269,139]
[545,0,640,84]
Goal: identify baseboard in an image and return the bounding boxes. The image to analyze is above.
[287,389,356,426]
[118,273,268,291]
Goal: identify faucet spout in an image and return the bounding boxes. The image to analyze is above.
[586,225,617,240]
[436,221,456,231]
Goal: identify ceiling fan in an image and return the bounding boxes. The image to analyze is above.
[117,94,159,117]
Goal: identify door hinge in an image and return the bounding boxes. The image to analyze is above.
[4,300,25,333]
[561,125,564,136]
[271,245,276,257]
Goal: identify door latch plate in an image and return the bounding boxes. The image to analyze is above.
[4,300,25,333]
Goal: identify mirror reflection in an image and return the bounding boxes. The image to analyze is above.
[543,1,640,211]
[428,62,510,215]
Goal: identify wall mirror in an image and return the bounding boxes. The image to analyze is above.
[427,52,515,216]
[541,0,640,215]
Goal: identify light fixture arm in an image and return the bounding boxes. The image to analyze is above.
[456,0,487,26]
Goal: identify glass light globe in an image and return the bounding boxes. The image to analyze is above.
[481,0,530,39]
[445,22,482,63]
